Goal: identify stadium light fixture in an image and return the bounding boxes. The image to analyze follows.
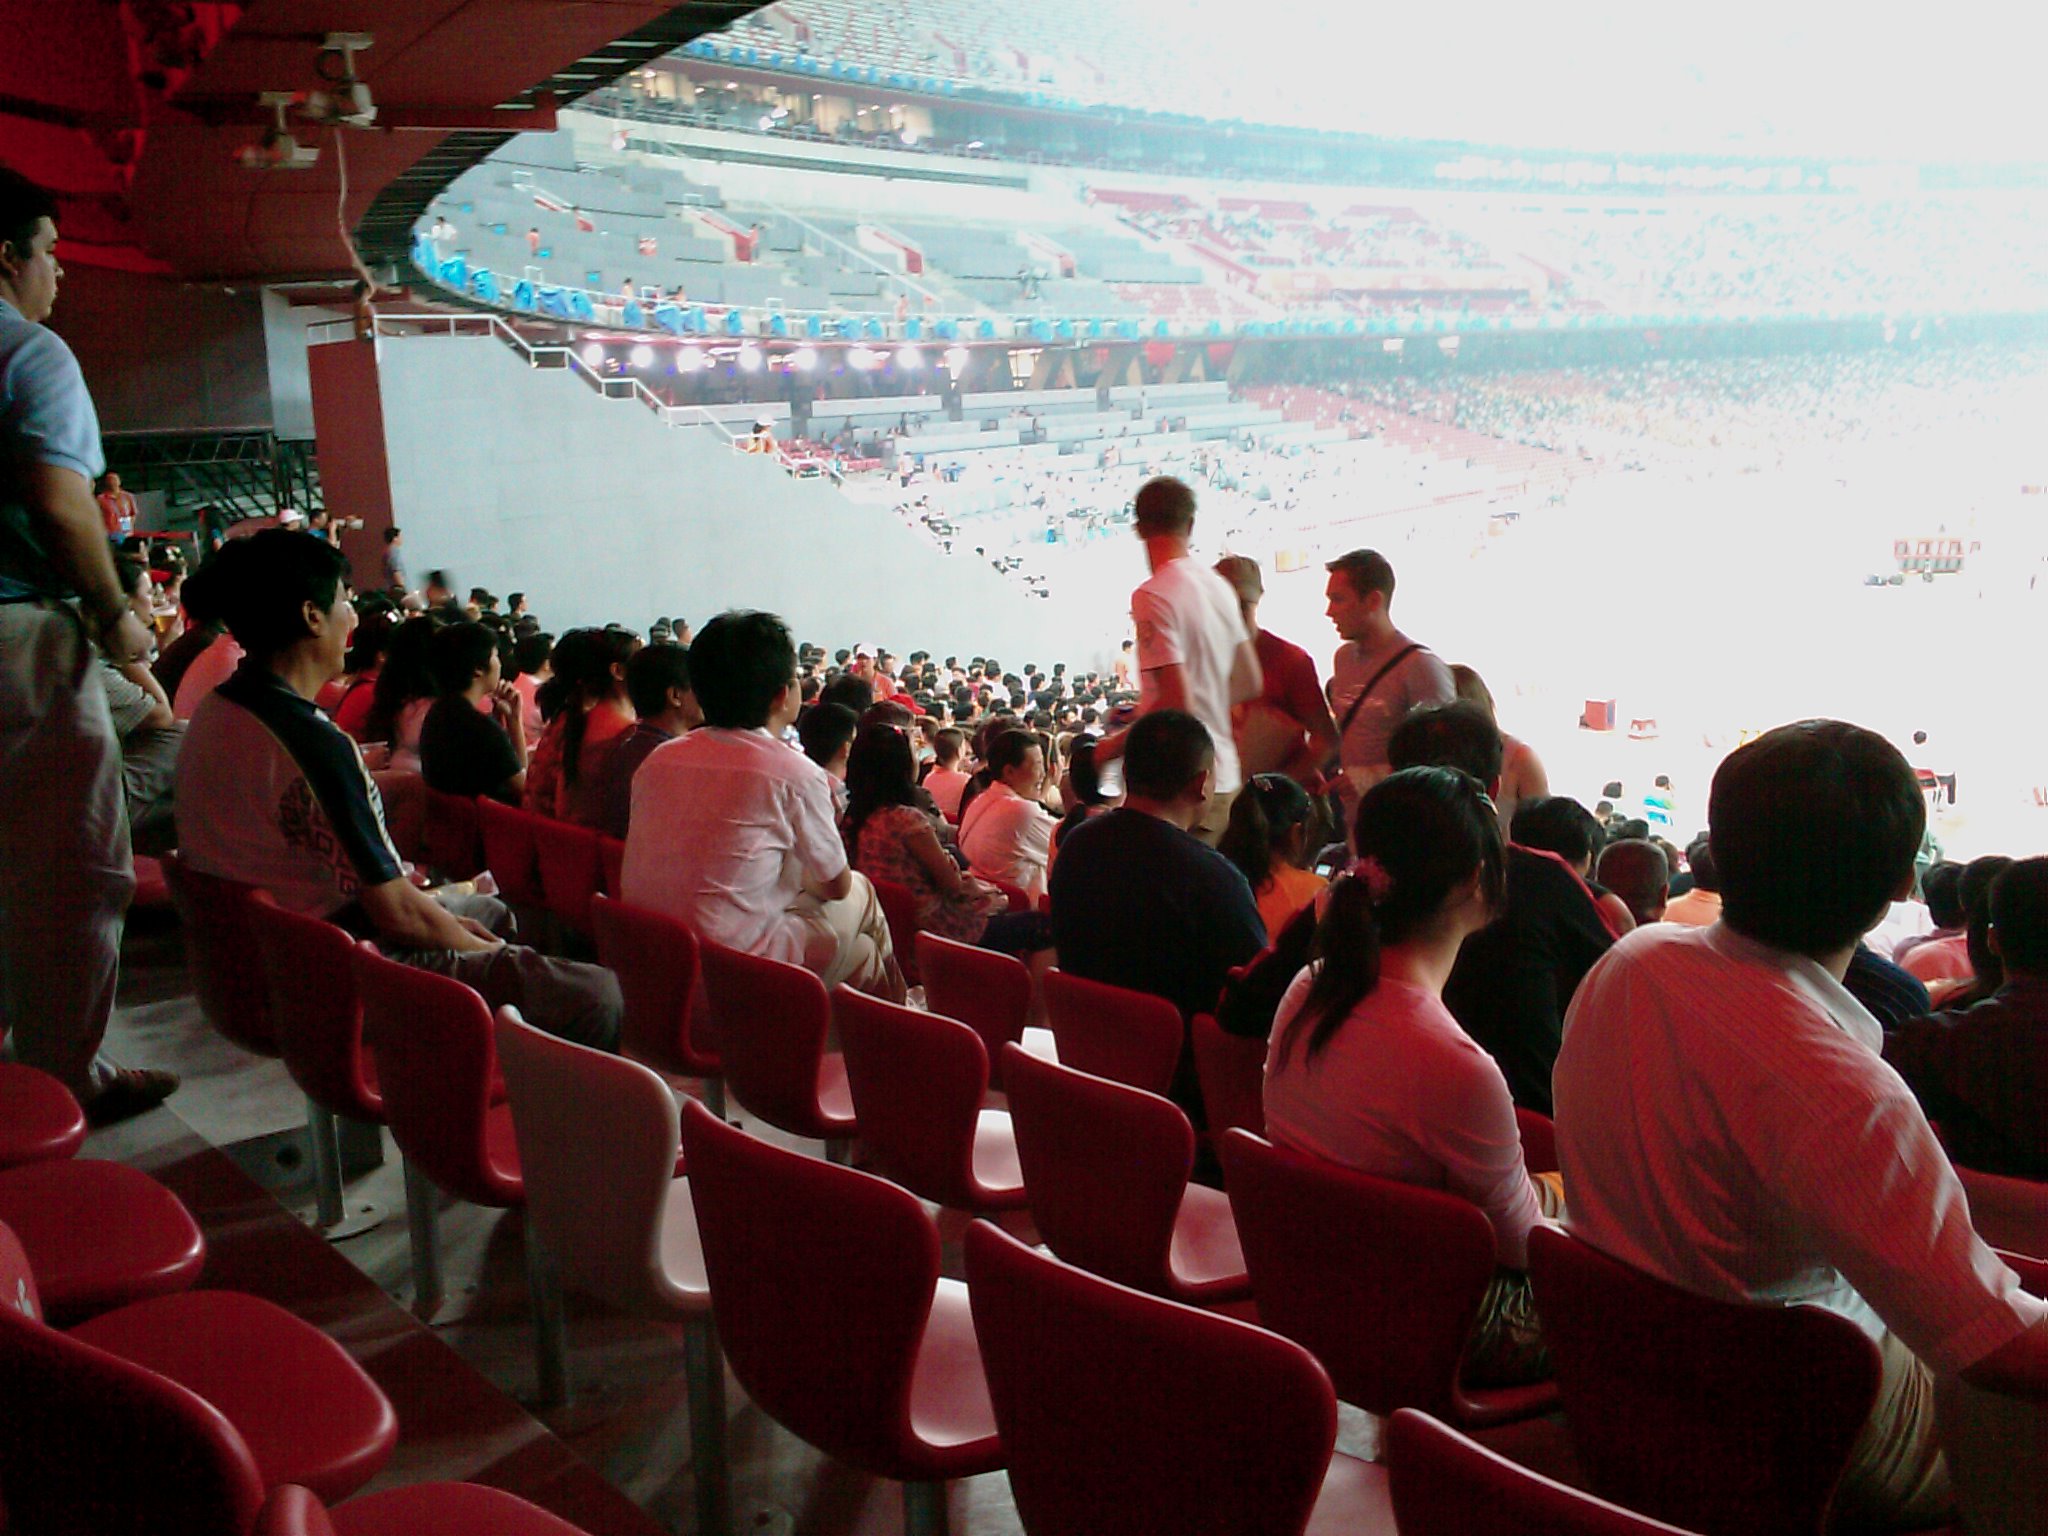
[896,345,924,369]
[791,346,819,371]
[676,346,702,372]
[629,343,655,369]
[848,346,879,370]
[737,344,764,371]
[580,342,605,367]
[943,346,971,374]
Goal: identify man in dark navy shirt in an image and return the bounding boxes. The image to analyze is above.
[1050,710,1266,1124]
[176,530,619,1051]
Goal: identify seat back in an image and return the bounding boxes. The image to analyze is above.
[248,897,380,1122]
[253,1486,343,1536]
[588,894,719,1078]
[477,797,543,908]
[1000,1042,1191,1294]
[422,788,483,880]
[678,1100,938,1478]
[1386,1409,1700,1536]
[1526,1226,1882,1536]
[352,946,522,1207]
[598,835,625,897]
[1957,1164,2048,1259]
[696,939,849,1141]
[1190,1014,1265,1139]
[1515,1107,1559,1175]
[0,1224,268,1536]
[160,852,279,1056]
[1042,969,1183,1097]
[531,816,603,937]
[495,1008,693,1313]
[837,987,990,1208]
[1218,1130,1496,1420]
[964,1221,1335,1536]
[369,768,426,864]
[917,931,1033,1090]
[869,876,924,987]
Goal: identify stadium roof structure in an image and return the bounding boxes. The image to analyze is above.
[0,0,765,283]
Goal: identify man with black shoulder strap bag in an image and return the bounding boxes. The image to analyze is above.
[1320,548,1455,822]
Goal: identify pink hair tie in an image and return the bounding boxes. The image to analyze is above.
[1355,854,1394,904]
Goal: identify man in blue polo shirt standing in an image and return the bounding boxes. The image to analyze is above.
[0,168,175,1123]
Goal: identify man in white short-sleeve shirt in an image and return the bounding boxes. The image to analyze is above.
[1095,476,1259,845]
[623,609,904,1000]
[1556,721,2048,1530]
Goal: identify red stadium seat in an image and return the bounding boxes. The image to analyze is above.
[0,1158,205,1325]
[1218,1130,1555,1429]
[598,834,625,897]
[870,876,924,987]
[0,1063,87,1170]
[589,893,724,1117]
[916,931,1033,1090]
[162,852,280,1056]
[531,815,603,940]
[836,986,1026,1213]
[476,798,543,910]
[1516,1107,1559,1176]
[256,1483,603,1536]
[1000,1043,1248,1305]
[1190,1013,1265,1141]
[679,1101,1002,1534]
[695,938,857,1156]
[422,788,483,881]
[1956,1165,2048,1259]
[1041,969,1182,1098]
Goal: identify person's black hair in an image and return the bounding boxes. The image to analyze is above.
[112,553,149,600]
[1684,835,1718,893]
[513,630,554,678]
[1509,796,1601,868]
[1324,547,1395,602]
[983,726,1042,782]
[1958,854,2015,993]
[684,610,796,731]
[862,700,914,731]
[1920,860,1965,930]
[1219,773,1316,893]
[208,529,350,662]
[178,554,229,631]
[1122,710,1213,801]
[507,592,526,612]
[819,673,874,715]
[425,568,454,595]
[1277,766,1505,1068]
[428,621,499,697]
[799,702,859,769]
[342,610,391,675]
[0,167,57,262]
[1386,700,1504,786]
[1596,839,1669,921]
[365,615,442,741]
[834,648,852,665]
[1707,720,1924,958]
[1132,475,1197,537]
[545,627,640,787]
[844,722,920,842]
[1602,780,1625,800]
[625,641,692,720]
[1989,857,2048,977]
[383,526,402,544]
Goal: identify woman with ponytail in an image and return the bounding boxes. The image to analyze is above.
[1264,765,1560,1386]
[1219,772,1327,938]
[524,628,640,823]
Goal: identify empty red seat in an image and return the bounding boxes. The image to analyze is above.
[963,1220,1392,1536]
[598,834,625,897]
[1386,1409,1696,1536]
[132,853,173,910]
[589,892,724,1118]
[477,797,543,910]
[2,1219,396,1506]
[531,815,602,940]
[680,1100,1002,1535]
[1190,1013,1265,1140]
[1956,1165,2048,1259]
[870,876,924,987]
[916,931,1033,1090]
[836,985,1026,1213]
[696,938,857,1155]
[1000,1042,1248,1305]
[161,852,280,1056]
[1218,1130,1554,1429]
[0,1063,87,1170]
[422,788,483,881]
[1516,1107,1559,1175]
[0,1158,204,1325]
[257,1482,603,1535]
[1041,969,1183,1098]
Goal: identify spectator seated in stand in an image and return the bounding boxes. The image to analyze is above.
[1895,860,1965,968]
[1217,771,1327,940]
[1885,854,2048,1179]
[1265,764,1560,1387]
[1374,705,1613,1116]
[509,628,553,741]
[173,529,622,1051]
[1843,924,1932,1033]
[798,700,859,785]
[922,726,972,821]
[355,615,437,764]
[321,612,389,738]
[957,726,1059,904]
[419,622,527,804]
[1594,837,1667,928]
[1049,709,1266,1121]
[525,627,640,827]
[1510,795,1633,936]
[101,553,182,856]
[1556,720,2047,1533]
[621,609,905,1001]
[1659,834,1721,926]
[1918,855,2014,1012]
[845,722,1053,958]
[595,641,700,841]
[152,553,227,706]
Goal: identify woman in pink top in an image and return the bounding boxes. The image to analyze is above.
[1264,765,1561,1386]
[525,627,640,825]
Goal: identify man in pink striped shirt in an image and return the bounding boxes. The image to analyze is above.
[1556,721,2047,1529]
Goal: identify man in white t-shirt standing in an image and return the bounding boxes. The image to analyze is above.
[1325,547,1454,817]
[1093,476,1259,845]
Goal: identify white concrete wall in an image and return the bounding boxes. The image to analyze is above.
[373,333,1118,665]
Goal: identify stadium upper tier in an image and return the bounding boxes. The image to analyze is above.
[409,114,2048,342]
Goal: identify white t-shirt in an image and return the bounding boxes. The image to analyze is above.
[621,726,848,966]
[1328,633,1454,793]
[924,765,971,821]
[1266,970,1547,1267]
[1555,922,2042,1375]
[1131,556,1258,794]
[957,782,1055,902]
